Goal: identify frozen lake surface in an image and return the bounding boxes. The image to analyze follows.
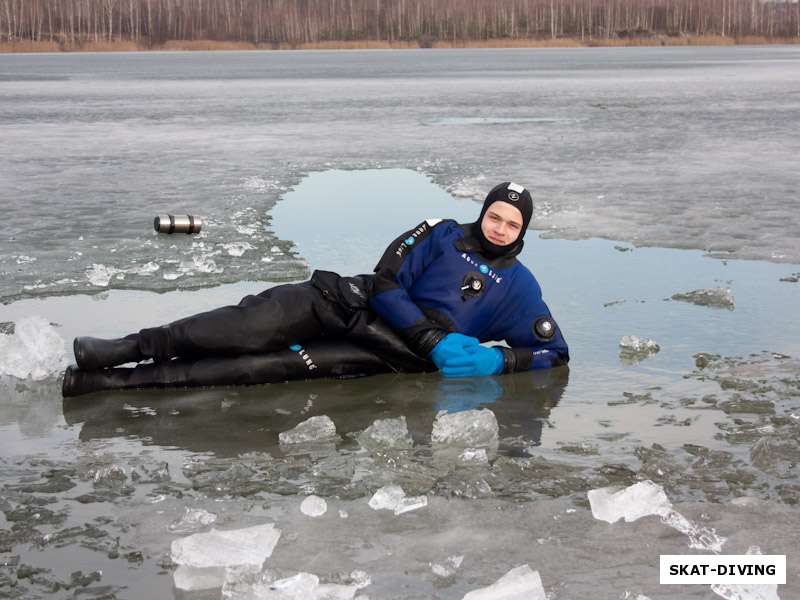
[1,47,800,302]
[1,48,799,598]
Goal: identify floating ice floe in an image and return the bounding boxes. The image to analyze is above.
[368,485,428,515]
[169,508,217,534]
[300,495,327,517]
[671,287,735,310]
[222,242,255,257]
[619,335,660,356]
[462,564,546,600]
[222,570,361,600]
[0,316,68,380]
[588,481,726,552]
[279,416,339,445]
[171,523,281,591]
[189,254,223,274]
[431,409,499,449]
[459,448,489,465]
[127,261,160,276]
[431,555,464,578]
[86,263,122,287]
[357,416,413,450]
[92,464,127,487]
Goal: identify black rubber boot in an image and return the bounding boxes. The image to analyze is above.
[62,363,170,398]
[73,335,143,370]
[62,365,105,398]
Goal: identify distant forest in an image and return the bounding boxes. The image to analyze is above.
[2,0,799,46]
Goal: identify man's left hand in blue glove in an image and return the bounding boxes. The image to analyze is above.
[440,345,504,378]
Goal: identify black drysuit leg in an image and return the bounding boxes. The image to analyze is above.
[136,282,343,362]
[62,341,395,396]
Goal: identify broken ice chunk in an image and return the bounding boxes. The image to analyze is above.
[671,287,735,310]
[270,572,319,598]
[357,416,413,450]
[394,495,428,515]
[459,448,489,465]
[279,416,339,445]
[368,485,427,515]
[171,523,281,590]
[0,316,68,380]
[619,335,660,356]
[228,571,359,600]
[588,481,726,552]
[431,555,465,578]
[169,508,218,534]
[349,570,371,589]
[462,564,546,600]
[174,565,228,592]
[710,584,780,600]
[431,409,499,449]
[660,509,726,553]
[300,495,328,517]
[588,480,671,523]
[368,485,406,511]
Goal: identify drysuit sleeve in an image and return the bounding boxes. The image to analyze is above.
[370,219,451,355]
[492,283,570,373]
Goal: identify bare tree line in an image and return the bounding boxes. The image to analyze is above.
[2,0,798,46]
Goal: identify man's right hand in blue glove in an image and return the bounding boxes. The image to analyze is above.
[429,333,481,370]
[441,345,504,378]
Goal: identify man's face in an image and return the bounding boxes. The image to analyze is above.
[480,201,524,246]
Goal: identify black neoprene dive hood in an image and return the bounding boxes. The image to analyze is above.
[472,181,533,258]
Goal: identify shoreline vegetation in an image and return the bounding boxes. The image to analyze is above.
[2,0,799,54]
[2,35,799,53]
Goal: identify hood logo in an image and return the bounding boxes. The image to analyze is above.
[507,191,519,201]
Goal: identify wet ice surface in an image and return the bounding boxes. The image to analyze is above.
[2,170,800,597]
[2,47,800,303]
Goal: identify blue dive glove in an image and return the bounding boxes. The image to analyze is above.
[429,333,481,369]
[441,345,504,378]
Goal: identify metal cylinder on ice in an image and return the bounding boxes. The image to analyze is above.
[153,215,203,235]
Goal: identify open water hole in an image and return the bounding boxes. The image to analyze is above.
[0,169,798,598]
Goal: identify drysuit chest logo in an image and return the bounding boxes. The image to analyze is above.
[460,253,502,284]
[289,344,318,371]
[395,223,429,257]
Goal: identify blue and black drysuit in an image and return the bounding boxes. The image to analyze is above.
[369,218,569,373]
[63,220,568,396]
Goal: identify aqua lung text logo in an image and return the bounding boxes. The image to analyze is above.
[460,253,502,284]
[395,223,429,258]
[289,344,318,371]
